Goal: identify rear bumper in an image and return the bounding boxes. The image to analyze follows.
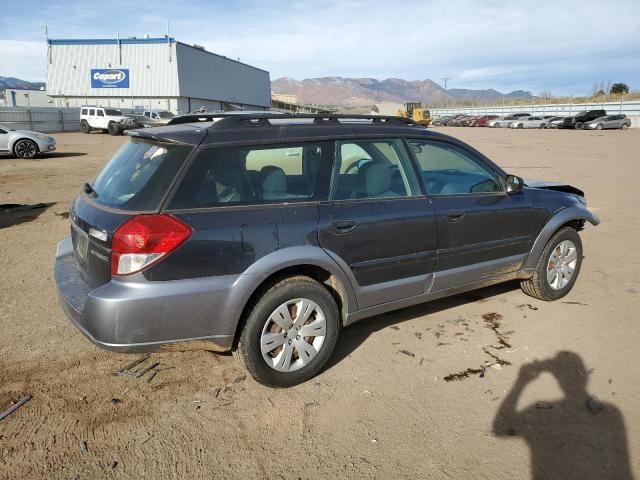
[54,236,236,352]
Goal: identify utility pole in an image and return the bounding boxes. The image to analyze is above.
[441,77,452,91]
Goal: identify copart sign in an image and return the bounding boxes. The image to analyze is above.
[90,69,130,88]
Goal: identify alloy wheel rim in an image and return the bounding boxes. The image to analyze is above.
[17,141,36,158]
[260,298,327,372]
[546,240,578,290]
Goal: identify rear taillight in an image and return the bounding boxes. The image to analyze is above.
[111,214,192,276]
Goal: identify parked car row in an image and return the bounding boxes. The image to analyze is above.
[432,110,631,130]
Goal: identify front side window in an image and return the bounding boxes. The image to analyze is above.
[332,139,420,200]
[169,142,332,209]
[89,109,95,116]
[90,139,191,211]
[408,140,502,195]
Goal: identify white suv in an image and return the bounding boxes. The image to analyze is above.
[80,107,134,136]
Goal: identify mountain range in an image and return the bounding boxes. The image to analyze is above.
[0,76,45,90]
[272,77,534,107]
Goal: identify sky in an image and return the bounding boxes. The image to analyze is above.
[1,0,639,96]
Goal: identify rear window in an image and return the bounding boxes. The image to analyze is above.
[89,139,192,211]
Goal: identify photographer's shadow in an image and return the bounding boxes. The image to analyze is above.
[493,351,633,480]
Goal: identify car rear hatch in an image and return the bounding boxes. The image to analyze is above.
[67,135,199,289]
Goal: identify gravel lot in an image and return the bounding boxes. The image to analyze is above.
[1,128,638,479]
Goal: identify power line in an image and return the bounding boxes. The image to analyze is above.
[441,77,452,91]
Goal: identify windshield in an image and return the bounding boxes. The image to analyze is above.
[89,139,192,211]
[104,109,123,116]
[158,111,175,118]
[0,124,14,131]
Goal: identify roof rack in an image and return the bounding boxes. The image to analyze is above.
[166,113,419,128]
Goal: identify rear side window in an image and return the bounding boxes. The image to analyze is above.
[90,139,191,211]
[408,139,502,195]
[97,110,104,117]
[89,109,95,116]
[169,142,333,209]
[332,139,420,200]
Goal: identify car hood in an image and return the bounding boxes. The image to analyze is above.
[11,130,51,138]
[524,178,584,197]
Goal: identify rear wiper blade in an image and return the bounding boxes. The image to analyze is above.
[83,182,98,197]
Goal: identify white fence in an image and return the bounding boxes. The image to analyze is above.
[431,100,640,118]
[0,107,80,132]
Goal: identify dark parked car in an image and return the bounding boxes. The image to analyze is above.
[54,114,599,387]
[431,116,452,126]
[561,110,606,129]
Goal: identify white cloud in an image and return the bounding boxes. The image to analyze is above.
[0,40,47,81]
[2,0,640,94]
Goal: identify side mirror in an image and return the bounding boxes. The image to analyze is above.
[506,175,524,194]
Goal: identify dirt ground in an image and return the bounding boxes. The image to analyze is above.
[1,128,639,479]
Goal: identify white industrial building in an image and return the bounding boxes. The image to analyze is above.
[45,37,271,113]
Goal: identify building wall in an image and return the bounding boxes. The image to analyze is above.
[46,39,180,99]
[175,43,271,108]
[1,89,54,107]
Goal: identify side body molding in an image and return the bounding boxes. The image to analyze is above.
[522,206,600,271]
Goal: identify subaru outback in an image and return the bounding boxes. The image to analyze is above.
[54,114,599,387]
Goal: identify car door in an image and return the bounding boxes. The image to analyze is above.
[0,127,9,152]
[406,138,545,291]
[95,109,107,129]
[318,138,438,309]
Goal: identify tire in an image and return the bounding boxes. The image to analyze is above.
[540,123,546,129]
[596,124,603,130]
[575,122,584,130]
[237,276,340,387]
[14,139,38,159]
[494,123,500,128]
[621,123,629,130]
[518,123,523,129]
[108,122,122,136]
[521,227,583,301]
[80,120,91,134]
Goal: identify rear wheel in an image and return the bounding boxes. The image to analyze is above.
[80,120,91,134]
[521,227,582,301]
[14,139,38,159]
[108,122,122,136]
[237,276,340,387]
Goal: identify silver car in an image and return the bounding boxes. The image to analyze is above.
[0,124,56,159]
[509,116,551,129]
[583,114,631,130]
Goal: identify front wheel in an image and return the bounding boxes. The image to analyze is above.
[596,124,603,130]
[14,139,38,159]
[621,123,629,130]
[237,276,340,387]
[575,122,584,129]
[108,122,122,136]
[494,123,500,128]
[521,227,582,301]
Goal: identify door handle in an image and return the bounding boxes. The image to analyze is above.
[330,220,356,234]
[445,211,466,222]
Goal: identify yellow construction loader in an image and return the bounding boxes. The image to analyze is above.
[397,102,432,126]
